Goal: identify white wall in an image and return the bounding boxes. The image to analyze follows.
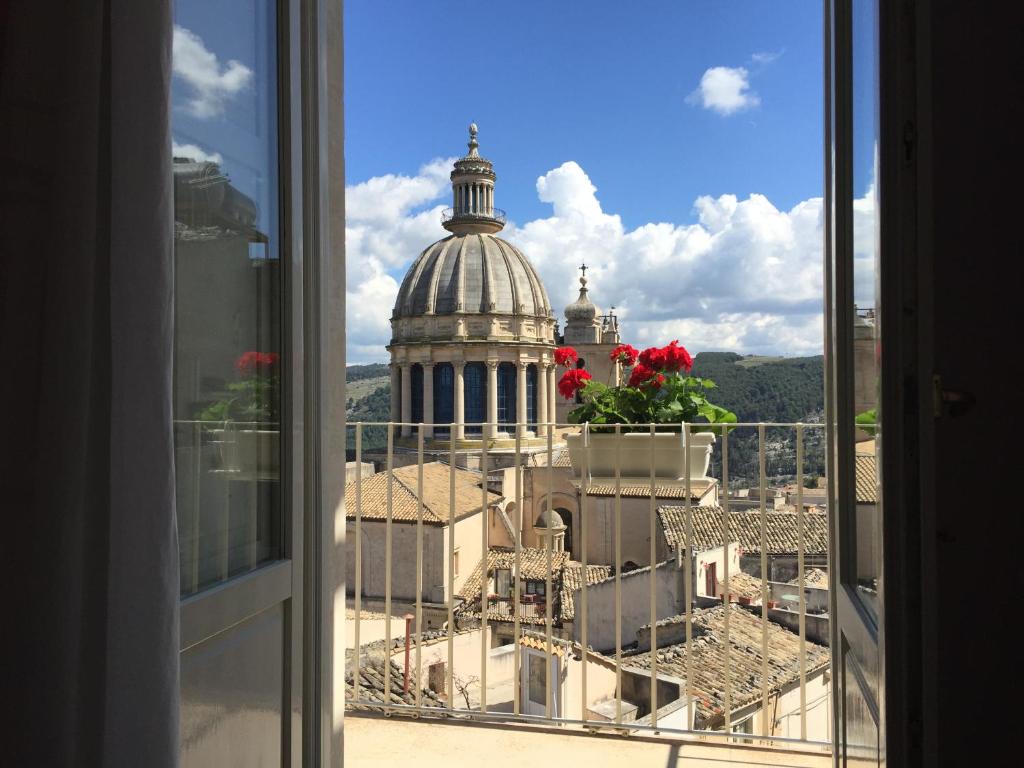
[448,510,483,598]
[348,520,445,603]
[388,626,493,704]
[519,646,619,720]
[769,668,831,742]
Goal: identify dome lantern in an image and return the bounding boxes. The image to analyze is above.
[442,123,506,235]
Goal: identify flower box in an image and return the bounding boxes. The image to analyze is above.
[213,427,280,477]
[565,429,716,484]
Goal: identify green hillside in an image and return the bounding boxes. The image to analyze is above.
[346,364,391,452]
[689,352,825,486]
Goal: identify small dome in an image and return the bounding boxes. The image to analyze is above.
[564,277,599,323]
[393,233,551,319]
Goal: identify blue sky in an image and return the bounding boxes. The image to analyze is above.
[345,1,823,230]
[170,1,846,366]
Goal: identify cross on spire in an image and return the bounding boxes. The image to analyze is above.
[579,261,588,278]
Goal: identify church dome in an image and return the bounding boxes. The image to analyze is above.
[393,232,551,319]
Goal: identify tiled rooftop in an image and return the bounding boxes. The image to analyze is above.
[625,604,830,729]
[717,571,765,601]
[558,562,613,620]
[658,505,829,557]
[854,454,877,504]
[790,568,829,588]
[345,652,444,711]
[580,480,717,501]
[457,547,570,603]
[344,461,500,525]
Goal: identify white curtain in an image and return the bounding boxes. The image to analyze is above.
[1,2,179,765]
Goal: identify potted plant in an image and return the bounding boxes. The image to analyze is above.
[198,350,280,476]
[559,341,736,483]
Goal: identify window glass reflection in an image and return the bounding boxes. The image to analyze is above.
[850,0,881,618]
[171,0,281,596]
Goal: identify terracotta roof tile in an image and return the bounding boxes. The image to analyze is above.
[457,547,570,603]
[344,462,500,525]
[625,605,829,729]
[855,454,878,504]
[658,505,829,556]
[559,563,613,621]
[580,480,717,501]
[344,653,444,710]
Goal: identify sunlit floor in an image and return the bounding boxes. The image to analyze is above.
[345,713,832,768]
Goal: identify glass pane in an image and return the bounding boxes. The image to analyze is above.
[849,0,881,618]
[172,0,282,597]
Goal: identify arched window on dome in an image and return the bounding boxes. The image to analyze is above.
[433,363,454,433]
[497,362,516,427]
[526,364,538,426]
[464,362,486,434]
[410,364,423,428]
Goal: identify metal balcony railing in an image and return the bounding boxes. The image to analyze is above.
[344,420,835,751]
[441,207,507,225]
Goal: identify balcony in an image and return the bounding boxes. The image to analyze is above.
[344,421,834,766]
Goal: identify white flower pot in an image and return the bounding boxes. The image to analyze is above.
[211,427,280,477]
[566,429,716,484]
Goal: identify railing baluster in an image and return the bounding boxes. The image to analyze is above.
[191,421,201,593]
[797,423,807,740]
[384,426,394,715]
[683,422,694,731]
[415,427,424,712]
[614,423,623,726]
[513,425,522,716]
[335,419,831,748]
[759,423,770,737]
[220,422,231,582]
[545,426,554,719]
[580,422,589,722]
[353,424,363,702]
[722,424,731,734]
[448,423,456,712]
[648,422,658,727]
[480,421,489,713]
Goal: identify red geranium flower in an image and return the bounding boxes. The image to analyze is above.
[662,340,693,374]
[627,363,665,389]
[236,351,279,376]
[638,346,667,370]
[609,344,639,366]
[554,346,579,368]
[558,368,592,399]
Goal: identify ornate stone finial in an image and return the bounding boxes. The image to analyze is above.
[467,122,479,156]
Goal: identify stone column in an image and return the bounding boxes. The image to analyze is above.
[389,362,400,424]
[516,360,528,438]
[486,360,499,438]
[423,363,434,439]
[400,363,412,437]
[453,362,465,440]
[537,362,549,436]
[547,364,557,431]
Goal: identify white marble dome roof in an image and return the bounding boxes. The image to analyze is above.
[393,233,552,319]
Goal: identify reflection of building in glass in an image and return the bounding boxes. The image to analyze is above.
[172,156,279,421]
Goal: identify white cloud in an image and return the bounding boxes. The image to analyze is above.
[751,50,784,66]
[687,66,760,116]
[172,25,252,119]
[345,159,456,357]
[344,158,851,364]
[171,139,222,165]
